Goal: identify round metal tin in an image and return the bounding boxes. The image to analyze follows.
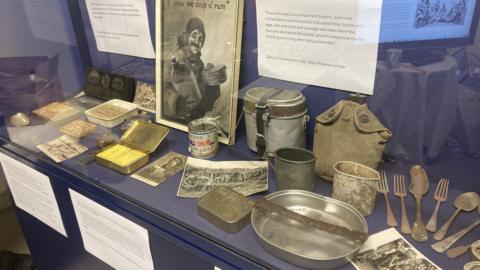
[188,118,219,158]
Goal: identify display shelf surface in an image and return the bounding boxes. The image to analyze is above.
[2,122,476,270]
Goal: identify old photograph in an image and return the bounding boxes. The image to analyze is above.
[36,135,88,163]
[155,0,244,144]
[415,0,468,28]
[32,101,79,122]
[132,151,187,186]
[352,228,440,270]
[133,81,156,112]
[177,158,268,198]
[59,119,97,138]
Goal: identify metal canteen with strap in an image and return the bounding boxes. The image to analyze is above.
[243,87,309,159]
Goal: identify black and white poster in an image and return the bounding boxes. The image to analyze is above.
[155,0,244,145]
[415,0,468,28]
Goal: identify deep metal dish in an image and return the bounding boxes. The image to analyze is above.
[251,190,368,270]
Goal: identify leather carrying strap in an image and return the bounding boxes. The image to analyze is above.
[255,89,285,159]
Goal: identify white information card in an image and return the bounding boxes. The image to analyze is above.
[85,0,155,58]
[256,0,383,95]
[69,189,154,270]
[22,0,77,46]
[0,152,67,236]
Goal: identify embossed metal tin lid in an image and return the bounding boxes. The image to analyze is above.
[198,186,254,233]
[121,120,169,153]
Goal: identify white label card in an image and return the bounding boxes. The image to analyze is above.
[256,0,383,95]
[85,0,155,58]
[0,152,67,237]
[69,189,154,270]
[22,0,77,46]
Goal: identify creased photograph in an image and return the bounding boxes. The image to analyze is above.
[352,228,441,270]
[36,135,88,163]
[132,151,187,186]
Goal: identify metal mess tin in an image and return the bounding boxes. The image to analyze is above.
[251,190,368,270]
[95,121,169,174]
[243,87,308,157]
[198,186,254,233]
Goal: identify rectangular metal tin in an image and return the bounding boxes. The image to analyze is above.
[95,121,169,174]
[84,99,139,128]
[197,186,254,233]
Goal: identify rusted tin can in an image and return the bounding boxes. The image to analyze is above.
[331,161,380,216]
[188,118,219,158]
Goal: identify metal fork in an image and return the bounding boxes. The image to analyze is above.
[394,174,412,234]
[379,170,397,227]
[426,178,449,232]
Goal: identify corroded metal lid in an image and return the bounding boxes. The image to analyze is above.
[243,87,307,118]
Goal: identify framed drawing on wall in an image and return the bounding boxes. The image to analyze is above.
[155,0,244,145]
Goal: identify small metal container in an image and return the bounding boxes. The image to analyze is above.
[243,87,308,157]
[188,118,219,158]
[85,99,139,128]
[95,121,169,174]
[275,147,316,191]
[472,240,480,261]
[198,186,254,233]
[251,190,367,270]
[332,161,380,216]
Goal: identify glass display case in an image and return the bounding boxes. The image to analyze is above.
[1,0,479,269]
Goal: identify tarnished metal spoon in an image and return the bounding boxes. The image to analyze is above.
[409,165,429,242]
[432,205,480,253]
[434,192,480,241]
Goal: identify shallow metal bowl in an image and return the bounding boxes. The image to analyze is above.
[251,190,368,270]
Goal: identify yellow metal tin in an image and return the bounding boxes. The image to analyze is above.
[96,121,169,174]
